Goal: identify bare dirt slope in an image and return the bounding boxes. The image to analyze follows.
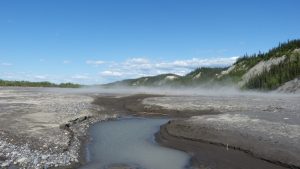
[277,76,300,93]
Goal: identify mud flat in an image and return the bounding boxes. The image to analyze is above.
[94,93,300,169]
[157,117,299,169]
[147,94,300,169]
[1,87,300,169]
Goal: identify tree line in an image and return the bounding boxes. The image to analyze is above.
[0,80,81,88]
[245,52,300,90]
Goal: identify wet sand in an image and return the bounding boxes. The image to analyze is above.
[156,124,286,169]
[92,94,220,118]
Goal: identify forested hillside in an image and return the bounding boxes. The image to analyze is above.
[106,39,300,91]
[222,39,300,89]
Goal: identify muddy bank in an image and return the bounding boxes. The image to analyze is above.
[156,120,300,169]
[156,124,287,169]
[93,94,300,169]
[92,94,220,118]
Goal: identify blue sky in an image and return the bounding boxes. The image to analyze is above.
[0,0,300,84]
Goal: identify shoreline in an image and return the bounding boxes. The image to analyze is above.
[1,88,299,169]
[90,94,299,169]
[155,122,290,169]
[50,115,119,169]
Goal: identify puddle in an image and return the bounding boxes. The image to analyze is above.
[81,118,190,169]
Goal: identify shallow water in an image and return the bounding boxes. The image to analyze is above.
[81,118,190,169]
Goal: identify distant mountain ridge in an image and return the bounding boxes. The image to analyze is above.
[105,39,300,91]
[104,73,181,87]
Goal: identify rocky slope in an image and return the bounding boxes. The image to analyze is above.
[0,87,116,168]
[238,55,286,86]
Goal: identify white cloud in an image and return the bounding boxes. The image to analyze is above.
[99,56,238,79]
[1,62,12,66]
[71,75,90,79]
[34,75,47,80]
[0,56,238,84]
[86,60,105,65]
[125,58,149,64]
[63,60,71,64]
[0,71,98,85]
[0,72,15,79]
[100,70,123,77]
[155,57,238,69]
